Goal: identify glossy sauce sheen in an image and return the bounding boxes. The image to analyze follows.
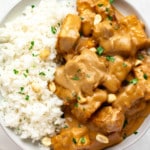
[51,0,150,149]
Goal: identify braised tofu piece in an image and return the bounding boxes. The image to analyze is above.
[94,0,115,20]
[102,56,132,92]
[57,14,81,54]
[77,0,96,36]
[75,37,96,52]
[51,127,90,150]
[80,9,96,36]
[113,84,145,111]
[92,106,125,134]
[55,49,107,96]
[71,89,107,122]
[134,55,150,101]
[120,15,150,50]
[93,15,150,57]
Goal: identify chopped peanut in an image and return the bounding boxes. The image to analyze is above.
[96,133,109,144]
[107,94,117,103]
[41,137,51,147]
[135,60,142,66]
[48,81,56,93]
[89,47,96,52]
[94,14,102,25]
[31,82,41,93]
[40,48,50,60]
[77,93,87,104]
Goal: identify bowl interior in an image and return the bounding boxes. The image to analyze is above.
[0,0,150,150]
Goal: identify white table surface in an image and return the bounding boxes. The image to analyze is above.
[0,0,150,150]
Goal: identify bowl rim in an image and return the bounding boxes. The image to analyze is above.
[0,0,150,150]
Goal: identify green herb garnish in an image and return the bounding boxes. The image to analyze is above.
[29,41,35,50]
[74,103,79,108]
[80,17,84,20]
[122,62,127,67]
[109,0,115,4]
[13,69,19,74]
[51,26,57,34]
[72,138,77,144]
[64,125,68,128]
[72,75,79,80]
[18,87,25,95]
[23,73,28,78]
[39,72,46,76]
[80,137,86,144]
[106,55,115,62]
[98,3,104,7]
[105,7,110,13]
[25,95,29,101]
[137,54,144,60]
[143,73,148,80]
[32,53,38,57]
[107,15,113,21]
[96,46,104,56]
[31,5,35,8]
[129,78,138,85]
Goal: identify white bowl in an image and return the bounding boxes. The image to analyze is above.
[0,0,150,150]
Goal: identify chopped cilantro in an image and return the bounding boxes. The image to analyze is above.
[26,69,29,74]
[129,78,138,85]
[98,3,104,7]
[51,26,57,34]
[106,55,115,62]
[96,46,104,56]
[107,15,113,21]
[23,73,28,78]
[80,137,86,144]
[109,0,115,4]
[13,69,19,74]
[64,125,68,128]
[74,103,79,108]
[29,41,35,50]
[57,22,61,26]
[20,87,24,92]
[72,138,77,144]
[105,7,110,13]
[39,72,46,76]
[122,62,127,67]
[77,96,81,101]
[137,54,144,60]
[143,73,148,80]
[31,5,35,8]
[32,53,38,57]
[80,17,84,20]
[25,95,29,101]
[72,75,79,80]
[18,87,25,95]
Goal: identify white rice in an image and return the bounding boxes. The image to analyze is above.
[0,0,76,142]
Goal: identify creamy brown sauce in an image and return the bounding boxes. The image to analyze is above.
[51,0,150,149]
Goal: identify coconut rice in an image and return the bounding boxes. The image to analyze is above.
[0,0,76,143]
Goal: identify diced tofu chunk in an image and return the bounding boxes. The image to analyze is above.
[57,14,81,54]
[92,106,125,134]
